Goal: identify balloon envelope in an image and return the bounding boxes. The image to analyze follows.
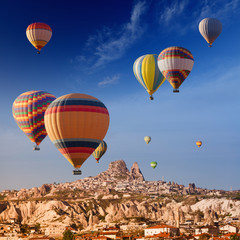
[199,18,222,47]
[196,141,202,148]
[133,54,165,99]
[26,23,52,52]
[92,140,107,163]
[44,93,110,169]
[150,161,157,169]
[144,136,151,144]
[158,47,194,92]
[12,90,56,147]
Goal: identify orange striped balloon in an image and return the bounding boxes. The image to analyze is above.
[26,23,52,53]
[44,93,110,169]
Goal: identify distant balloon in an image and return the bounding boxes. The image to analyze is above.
[144,136,151,144]
[133,54,165,100]
[44,93,110,175]
[196,141,202,148]
[199,18,222,47]
[158,47,194,93]
[12,90,56,150]
[150,161,157,169]
[92,140,107,163]
[26,23,52,54]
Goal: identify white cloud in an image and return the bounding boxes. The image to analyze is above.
[197,0,239,22]
[158,0,239,34]
[98,75,120,87]
[75,1,147,69]
[159,0,189,25]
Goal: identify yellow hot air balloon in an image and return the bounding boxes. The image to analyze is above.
[92,140,107,163]
[44,93,110,175]
[26,23,52,54]
[196,141,202,148]
[133,54,165,100]
[144,136,151,144]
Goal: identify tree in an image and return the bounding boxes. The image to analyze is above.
[230,234,239,240]
[20,224,30,234]
[63,230,74,240]
[199,233,211,240]
[35,223,41,233]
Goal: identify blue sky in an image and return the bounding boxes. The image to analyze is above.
[0,0,239,191]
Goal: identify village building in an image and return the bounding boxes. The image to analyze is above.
[144,225,179,237]
[220,225,238,233]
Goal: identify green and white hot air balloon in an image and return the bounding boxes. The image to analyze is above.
[150,161,157,169]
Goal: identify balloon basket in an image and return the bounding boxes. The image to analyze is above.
[73,170,82,175]
[149,95,154,100]
[173,89,179,93]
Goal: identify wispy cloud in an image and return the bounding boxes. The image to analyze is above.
[98,75,120,87]
[196,0,239,22]
[75,1,147,69]
[158,0,239,34]
[159,0,189,25]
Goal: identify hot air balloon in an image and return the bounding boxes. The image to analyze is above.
[44,93,110,175]
[150,161,157,169]
[133,54,165,100]
[26,23,52,54]
[158,47,194,93]
[196,141,202,148]
[144,136,151,144]
[12,90,56,150]
[92,140,107,163]
[199,18,222,47]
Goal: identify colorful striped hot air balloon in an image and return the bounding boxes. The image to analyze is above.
[199,18,222,47]
[150,161,157,169]
[12,90,56,150]
[144,136,151,144]
[26,23,52,54]
[92,140,107,163]
[196,141,202,148]
[44,93,110,175]
[157,47,194,93]
[133,54,165,100]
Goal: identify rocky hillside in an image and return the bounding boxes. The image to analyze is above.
[0,160,239,231]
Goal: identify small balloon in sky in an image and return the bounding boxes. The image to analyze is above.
[44,93,110,175]
[26,22,52,54]
[150,161,157,169]
[12,90,56,151]
[92,140,107,163]
[133,54,165,100]
[199,18,222,47]
[158,46,194,93]
[196,141,202,148]
[144,136,151,144]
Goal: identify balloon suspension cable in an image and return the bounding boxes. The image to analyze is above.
[149,95,154,100]
[33,145,40,151]
[173,89,179,93]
